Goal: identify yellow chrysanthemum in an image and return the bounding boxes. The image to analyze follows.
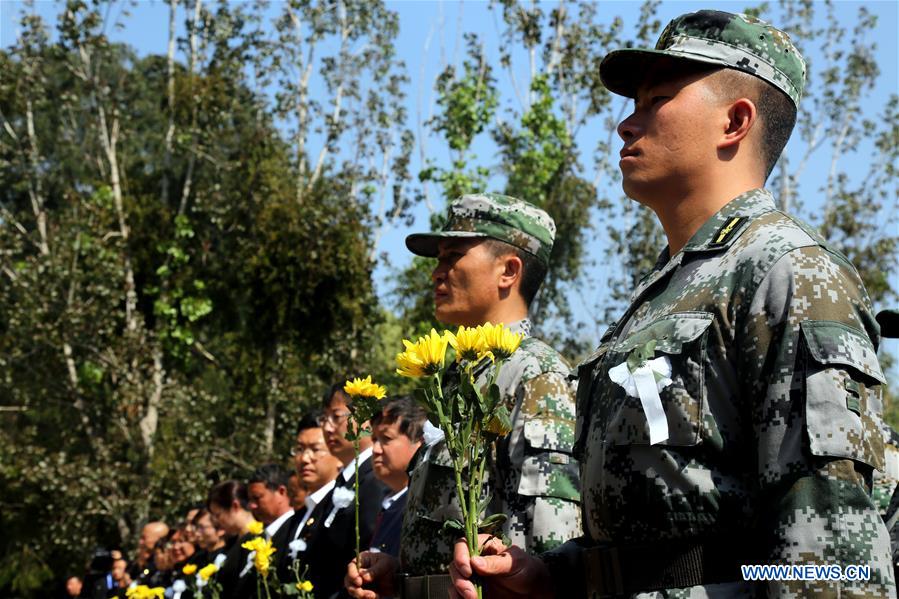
[343,375,387,400]
[182,563,197,576]
[395,329,449,377]
[247,520,264,535]
[242,536,276,577]
[198,563,218,581]
[297,580,314,592]
[126,586,164,599]
[479,322,523,360]
[447,325,492,362]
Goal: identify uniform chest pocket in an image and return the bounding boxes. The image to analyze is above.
[603,312,714,446]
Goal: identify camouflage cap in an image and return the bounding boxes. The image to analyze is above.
[405,193,555,266]
[600,10,806,108]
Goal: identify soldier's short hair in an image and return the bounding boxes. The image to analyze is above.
[482,238,548,306]
[706,68,797,179]
[371,396,427,443]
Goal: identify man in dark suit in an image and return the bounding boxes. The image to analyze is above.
[247,463,295,570]
[300,383,388,598]
[277,412,343,587]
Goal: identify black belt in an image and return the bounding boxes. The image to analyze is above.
[399,573,453,599]
[584,535,751,598]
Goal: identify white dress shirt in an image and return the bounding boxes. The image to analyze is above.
[292,479,336,540]
[265,508,294,538]
[339,446,373,483]
[381,486,408,510]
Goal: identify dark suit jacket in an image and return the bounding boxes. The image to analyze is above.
[275,508,311,583]
[215,533,256,599]
[300,456,388,598]
[368,491,408,558]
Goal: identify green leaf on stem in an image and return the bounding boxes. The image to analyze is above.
[484,404,512,436]
[477,513,508,534]
[441,518,465,536]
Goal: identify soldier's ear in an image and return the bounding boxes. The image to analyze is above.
[718,97,757,150]
[497,254,523,291]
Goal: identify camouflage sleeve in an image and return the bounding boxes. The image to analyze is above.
[498,371,581,554]
[740,246,895,596]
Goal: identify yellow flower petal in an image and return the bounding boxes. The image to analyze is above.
[479,322,523,360]
[247,520,264,535]
[448,325,492,362]
[343,375,387,399]
[182,564,197,576]
[198,563,218,581]
[395,329,448,377]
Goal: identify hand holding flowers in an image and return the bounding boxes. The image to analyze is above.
[395,322,522,599]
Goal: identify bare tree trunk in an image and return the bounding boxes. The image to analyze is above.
[778,156,790,212]
[97,104,139,333]
[25,99,50,256]
[161,0,178,208]
[178,0,203,217]
[263,344,283,456]
[286,4,316,205]
[306,0,350,194]
[140,349,164,458]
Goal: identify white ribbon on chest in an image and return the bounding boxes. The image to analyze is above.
[608,356,673,445]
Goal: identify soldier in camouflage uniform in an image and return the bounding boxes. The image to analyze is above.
[449,10,896,598]
[345,194,581,598]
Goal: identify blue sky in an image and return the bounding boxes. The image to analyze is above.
[2,0,898,357]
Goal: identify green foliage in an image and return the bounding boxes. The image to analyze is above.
[0,1,408,596]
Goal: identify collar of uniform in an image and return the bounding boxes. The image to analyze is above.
[681,188,775,252]
[505,318,531,337]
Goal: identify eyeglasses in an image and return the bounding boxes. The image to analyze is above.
[290,445,330,459]
[317,411,350,427]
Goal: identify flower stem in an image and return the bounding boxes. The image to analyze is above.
[354,435,361,569]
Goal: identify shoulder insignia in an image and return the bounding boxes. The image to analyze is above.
[710,216,748,247]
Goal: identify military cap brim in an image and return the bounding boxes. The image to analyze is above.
[599,47,734,101]
[405,231,489,258]
[876,309,899,339]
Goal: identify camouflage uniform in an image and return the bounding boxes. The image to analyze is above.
[542,11,895,599]
[401,194,582,579]
[400,318,581,575]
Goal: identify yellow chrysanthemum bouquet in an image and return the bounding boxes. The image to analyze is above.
[396,322,522,599]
